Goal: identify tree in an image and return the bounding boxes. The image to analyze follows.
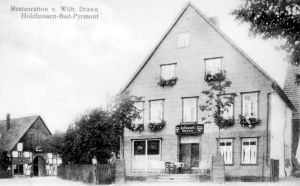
[61,108,119,164]
[232,0,300,66]
[110,91,142,159]
[41,131,65,155]
[200,71,236,154]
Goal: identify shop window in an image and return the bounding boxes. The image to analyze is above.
[147,140,160,155]
[150,100,164,123]
[177,32,190,48]
[161,64,176,81]
[219,139,233,165]
[241,138,257,164]
[132,139,161,171]
[134,141,146,155]
[133,102,144,124]
[205,58,222,75]
[242,92,258,118]
[182,97,198,122]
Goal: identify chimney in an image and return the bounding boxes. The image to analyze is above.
[6,113,10,131]
[209,16,219,26]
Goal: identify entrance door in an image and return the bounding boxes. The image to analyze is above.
[179,143,199,168]
[33,156,46,176]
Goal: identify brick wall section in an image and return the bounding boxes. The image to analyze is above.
[124,5,274,178]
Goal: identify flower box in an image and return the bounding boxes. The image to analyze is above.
[157,78,177,87]
[239,115,261,128]
[148,120,166,132]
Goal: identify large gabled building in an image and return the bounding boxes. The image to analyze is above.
[122,3,295,180]
[0,114,62,177]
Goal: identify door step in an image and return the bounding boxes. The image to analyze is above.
[151,174,197,182]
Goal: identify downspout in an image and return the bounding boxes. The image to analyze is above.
[266,92,273,167]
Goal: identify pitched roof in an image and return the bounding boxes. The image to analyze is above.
[120,2,295,110]
[0,115,40,151]
[284,65,300,119]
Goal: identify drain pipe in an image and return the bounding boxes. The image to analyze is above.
[266,92,274,167]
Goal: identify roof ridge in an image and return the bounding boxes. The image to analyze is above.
[0,115,39,123]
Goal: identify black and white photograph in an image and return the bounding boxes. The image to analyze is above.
[0,0,300,186]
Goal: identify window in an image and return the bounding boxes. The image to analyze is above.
[177,32,190,48]
[147,140,160,155]
[242,92,258,118]
[17,143,23,151]
[150,100,164,123]
[134,141,146,155]
[241,138,257,164]
[220,95,234,119]
[182,97,198,122]
[132,139,161,171]
[161,64,176,80]
[133,102,144,124]
[205,58,222,75]
[219,139,233,165]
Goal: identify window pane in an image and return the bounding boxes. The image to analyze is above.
[242,93,258,117]
[134,141,146,155]
[242,138,257,164]
[219,139,233,164]
[150,100,163,122]
[147,140,160,155]
[177,32,190,48]
[183,98,197,122]
[220,95,234,119]
[161,64,176,80]
[133,102,144,124]
[205,58,221,75]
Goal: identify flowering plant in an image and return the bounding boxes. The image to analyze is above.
[239,115,261,128]
[127,123,144,132]
[158,77,177,87]
[204,72,226,83]
[148,120,166,132]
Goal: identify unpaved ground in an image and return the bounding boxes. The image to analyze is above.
[0,176,300,186]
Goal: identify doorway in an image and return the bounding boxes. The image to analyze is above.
[179,143,199,169]
[33,156,46,176]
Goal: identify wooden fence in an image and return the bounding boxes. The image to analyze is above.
[57,164,115,184]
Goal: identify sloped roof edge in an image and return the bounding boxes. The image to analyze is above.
[272,82,296,111]
[120,3,294,109]
[120,2,190,93]
[120,2,277,93]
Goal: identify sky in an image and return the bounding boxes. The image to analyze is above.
[0,0,289,132]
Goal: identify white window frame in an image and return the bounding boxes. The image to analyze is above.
[182,97,198,123]
[241,92,259,118]
[176,32,190,48]
[149,100,164,123]
[205,58,222,75]
[219,138,233,165]
[132,139,162,172]
[160,63,176,81]
[133,101,144,124]
[241,138,258,164]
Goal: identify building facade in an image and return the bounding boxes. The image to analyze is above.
[0,115,62,177]
[284,65,300,167]
[122,3,295,179]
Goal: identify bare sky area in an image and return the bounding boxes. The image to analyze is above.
[0,0,288,132]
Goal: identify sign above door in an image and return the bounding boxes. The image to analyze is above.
[175,124,204,136]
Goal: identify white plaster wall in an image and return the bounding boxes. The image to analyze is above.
[270,93,293,177]
[284,107,293,176]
